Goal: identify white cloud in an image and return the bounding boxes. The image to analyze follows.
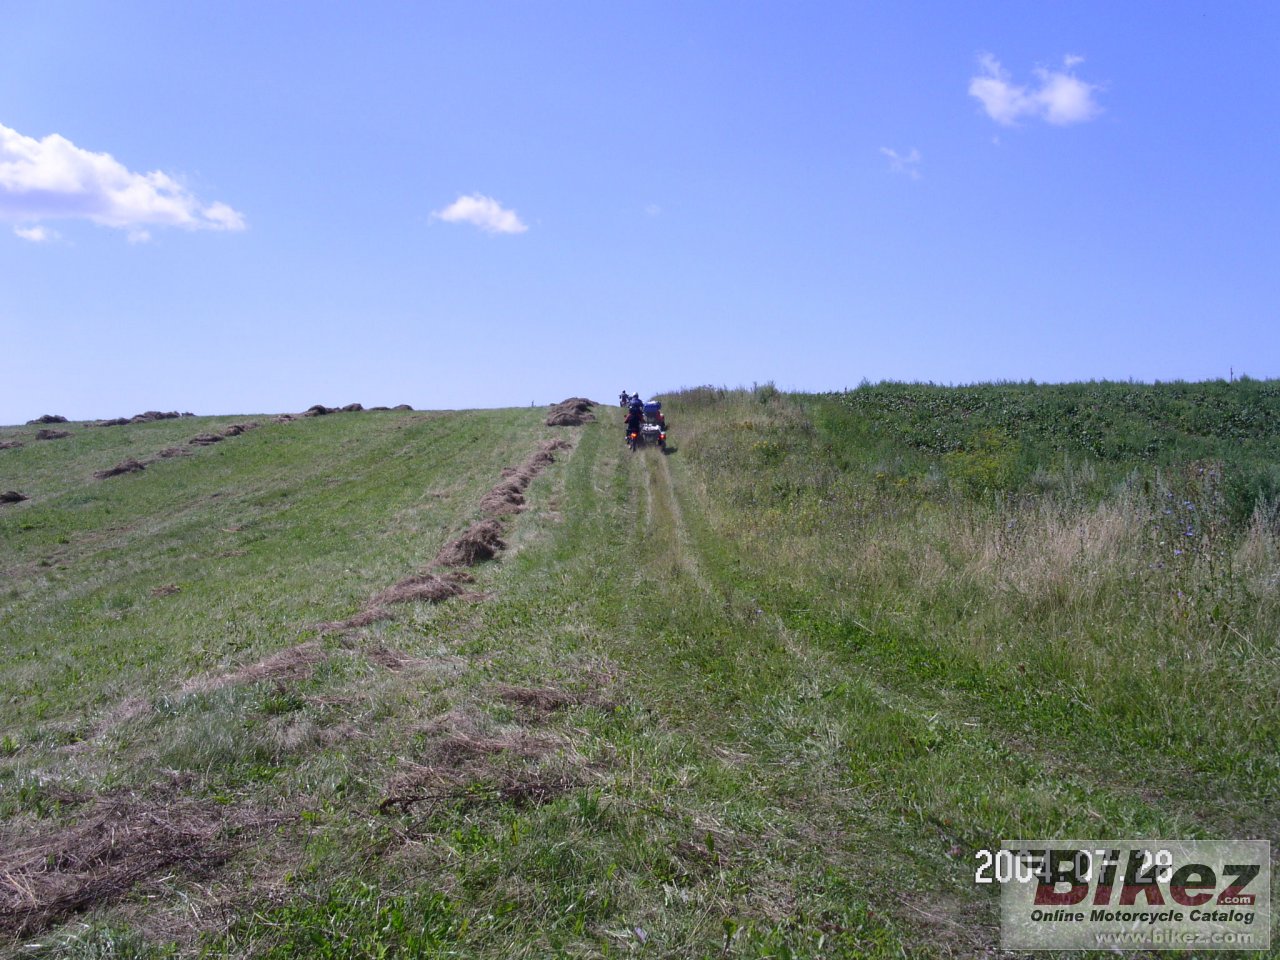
[13,224,59,242]
[968,54,1102,126]
[432,193,527,234]
[201,201,246,231]
[880,146,922,179]
[0,122,246,236]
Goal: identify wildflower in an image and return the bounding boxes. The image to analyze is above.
[1173,549,1183,556]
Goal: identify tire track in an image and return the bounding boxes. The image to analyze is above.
[641,450,712,595]
[611,445,1001,952]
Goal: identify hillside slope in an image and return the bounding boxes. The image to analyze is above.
[1,389,1276,958]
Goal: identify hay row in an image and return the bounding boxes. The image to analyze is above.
[91,423,261,481]
[319,438,572,633]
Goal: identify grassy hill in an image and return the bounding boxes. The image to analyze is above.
[1,386,1276,958]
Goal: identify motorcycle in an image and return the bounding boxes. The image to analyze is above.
[626,417,666,452]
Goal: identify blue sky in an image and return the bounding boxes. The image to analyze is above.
[2,2,1277,423]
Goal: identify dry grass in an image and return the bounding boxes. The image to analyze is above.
[363,643,431,672]
[317,572,480,633]
[378,706,574,814]
[0,783,285,937]
[495,683,617,718]
[545,397,597,427]
[183,642,328,694]
[62,696,154,753]
[93,459,146,480]
[422,706,560,764]
[966,500,1138,603]
[371,573,465,606]
[434,519,506,567]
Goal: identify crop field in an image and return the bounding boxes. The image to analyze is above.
[1,383,1277,958]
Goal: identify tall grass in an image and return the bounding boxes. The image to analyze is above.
[662,382,1280,815]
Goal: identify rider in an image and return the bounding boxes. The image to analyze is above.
[625,397,644,440]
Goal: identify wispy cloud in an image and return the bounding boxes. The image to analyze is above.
[880,147,922,179]
[433,193,527,234]
[0,122,246,236]
[968,54,1102,126]
[13,224,59,243]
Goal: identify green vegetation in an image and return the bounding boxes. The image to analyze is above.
[820,378,1280,512]
[1,384,1276,957]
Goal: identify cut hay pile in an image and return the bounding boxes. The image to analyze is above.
[545,397,596,426]
[0,787,278,937]
[302,404,378,417]
[478,477,527,516]
[364,643,430,671]
[94,411,188,427]
[371,573,465,607]
[316,571,475,633]
[190,422,258,446]
[93,459,146,480]
[378,706,572,814]
[184,641,328,694]
[434,519,507,567]
[495,683,617,717]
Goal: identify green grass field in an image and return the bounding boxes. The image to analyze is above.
[1,385,1276,958]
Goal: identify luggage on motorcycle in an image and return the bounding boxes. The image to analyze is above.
[643,401,661,416]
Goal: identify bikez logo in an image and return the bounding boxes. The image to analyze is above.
[989,840,1271,951]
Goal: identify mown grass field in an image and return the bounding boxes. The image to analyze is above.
[0,384,1276,959]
